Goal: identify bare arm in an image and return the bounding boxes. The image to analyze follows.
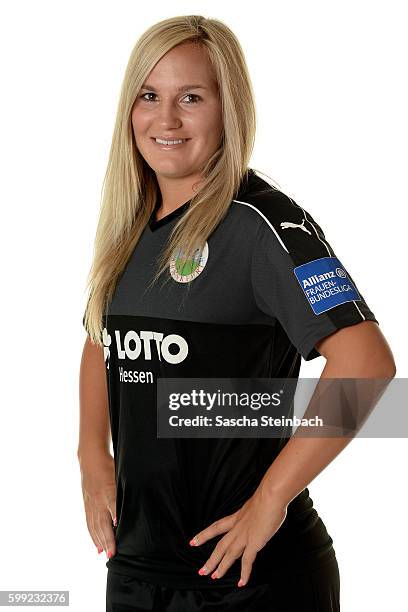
[78,336,116,559]
[258,321,397,505]
[78,336,110,459]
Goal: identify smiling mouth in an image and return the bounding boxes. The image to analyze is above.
[151,137,190,147]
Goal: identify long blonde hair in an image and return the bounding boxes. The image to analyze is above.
[83,14,275,345]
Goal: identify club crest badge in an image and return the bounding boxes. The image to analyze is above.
[169,241,209,283]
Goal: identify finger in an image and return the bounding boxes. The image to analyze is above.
[85,505,104,553]
[107,501,117,528]
[98,510,117,558]
[197,534,234,576]
[190,514,235,547]
[237,548,257,587]
[211,541,244,579]
[94,515,109,556]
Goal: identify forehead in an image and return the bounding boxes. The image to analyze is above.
[145,42,217,87]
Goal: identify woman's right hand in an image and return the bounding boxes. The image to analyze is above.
[79,452,117,559]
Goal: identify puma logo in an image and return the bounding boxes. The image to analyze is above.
[280,218,311,235]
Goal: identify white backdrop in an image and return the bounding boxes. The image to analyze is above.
[0,1,406,610]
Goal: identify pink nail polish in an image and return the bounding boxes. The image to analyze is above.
[189,538,197,546]
[107,550,113,558]
[211,572,218,579]
[97,546,103,554]
[238,579,244,587]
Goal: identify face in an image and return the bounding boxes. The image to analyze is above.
[131,42,223,185]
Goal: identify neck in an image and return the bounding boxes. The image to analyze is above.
[155,173,204,215]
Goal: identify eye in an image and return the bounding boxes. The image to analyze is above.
[140,92,157,103]
[182,94,201,104]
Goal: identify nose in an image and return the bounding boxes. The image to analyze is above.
[156,99,182,129]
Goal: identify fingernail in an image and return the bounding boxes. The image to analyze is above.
[211,571,218,579]
[198,566,207,575]
[238,579,244,587]
[97,546,103,554]
[189,538,197,546]
[107,550,113,558]
[113,517,117,527]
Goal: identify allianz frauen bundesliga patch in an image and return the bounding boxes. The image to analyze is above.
[293,256,361,315]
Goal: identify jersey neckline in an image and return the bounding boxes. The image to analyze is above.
[148,198,192,232]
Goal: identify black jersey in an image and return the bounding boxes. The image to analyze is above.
[83,168,378,589]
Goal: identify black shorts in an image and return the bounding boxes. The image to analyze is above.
[106,556,340,611]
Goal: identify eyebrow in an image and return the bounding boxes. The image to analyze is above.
[140,83,207,93]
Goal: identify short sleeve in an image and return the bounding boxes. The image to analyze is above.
[250,193,379,361]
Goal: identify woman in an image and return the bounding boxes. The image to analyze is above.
[78,14,396,611]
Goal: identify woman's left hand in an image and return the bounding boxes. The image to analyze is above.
[189,484,288,587]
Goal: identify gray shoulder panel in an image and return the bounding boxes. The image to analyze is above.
[232,173,335,262]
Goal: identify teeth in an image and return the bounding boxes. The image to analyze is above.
[155,138,186,145]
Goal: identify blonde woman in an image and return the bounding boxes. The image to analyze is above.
[78,15,396,612]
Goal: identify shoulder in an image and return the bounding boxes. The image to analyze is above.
[230,169,333,260]
[232,170,300,221]
[230,170,318,253]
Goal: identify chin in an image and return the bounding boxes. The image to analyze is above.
[152,164,195,178]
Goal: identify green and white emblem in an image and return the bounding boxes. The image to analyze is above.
[169,241,209,283]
